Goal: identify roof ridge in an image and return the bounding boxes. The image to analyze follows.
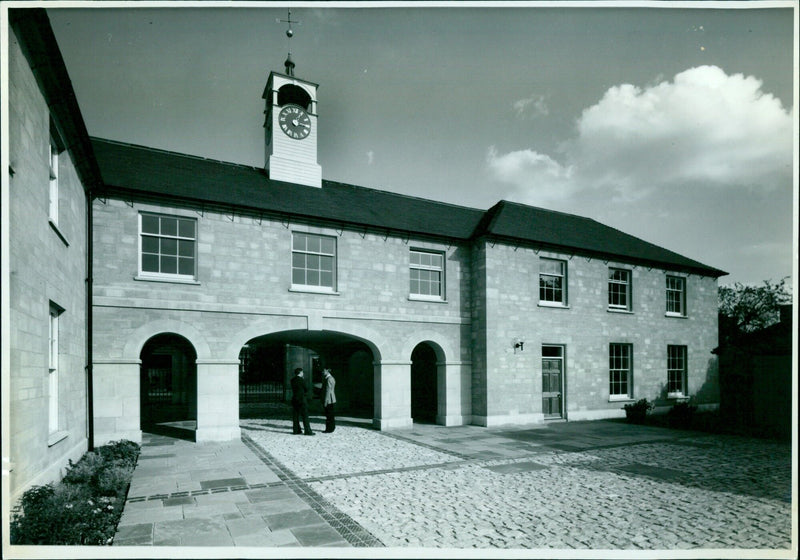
[321,179,484,213]
[90,137,263,173]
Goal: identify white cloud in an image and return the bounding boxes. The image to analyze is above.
[513,94,549,119]
[488,65,794,206]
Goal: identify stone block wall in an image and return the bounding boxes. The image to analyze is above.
[5,26,89,501]
[91,198,472,439]
[475,241,720,426]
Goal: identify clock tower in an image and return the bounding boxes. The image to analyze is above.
[263,52,322,187]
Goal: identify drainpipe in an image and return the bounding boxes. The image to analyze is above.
[86,187,94,450]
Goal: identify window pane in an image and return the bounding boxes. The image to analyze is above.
[307,235,321,253]
[142,254,159,272]
[320,237,335,255]
[307,254,320,270]
[141,215,159,234]
[320,256,334,272]
[292,267,305,285]
[178,257,194,276]
[410,252,420,266]
[292,253,305,269]
[320,271,333,287]
[160,256,177,274]
[178,219,195,238]
[161,217,177,236]
[178,240,194,257]
[142,235,159,254]
[161,238,178,256]
[293,233,306,251]
[307,269,320,286]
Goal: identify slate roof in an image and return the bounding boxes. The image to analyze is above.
[91,138,727,277]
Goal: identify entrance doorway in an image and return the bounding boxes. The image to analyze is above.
[542,345,564,419]
[411,343,438,422]
[140,333,197,437]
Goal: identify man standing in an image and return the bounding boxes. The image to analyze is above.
[290,367,314,436]
[321,368,337,433]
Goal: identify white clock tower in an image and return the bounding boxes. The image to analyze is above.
[263,47,322,187]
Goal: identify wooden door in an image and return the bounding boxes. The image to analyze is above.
[542,348,563,418]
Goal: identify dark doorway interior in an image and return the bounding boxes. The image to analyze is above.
[140,333,197,440]
[411,343,438,423]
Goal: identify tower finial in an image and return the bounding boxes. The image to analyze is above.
[279,9,300,76]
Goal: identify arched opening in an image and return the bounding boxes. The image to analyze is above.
[411,342,439,423]
[140,333,197,439]
[277,84,312,111]
[239,330,374,420]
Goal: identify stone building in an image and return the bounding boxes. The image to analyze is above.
[3,9,726,500]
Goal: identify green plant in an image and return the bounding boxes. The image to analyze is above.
[10,440,139,545]
[622,398,653,423]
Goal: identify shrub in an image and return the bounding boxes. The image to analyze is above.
[668,401,698,429]
[10,440,140,545]
[622,398,653,424]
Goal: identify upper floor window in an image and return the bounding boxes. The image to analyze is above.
[666,275,686,316]
[139,213,197,279]
[539,258,567,306]
[410,249,445,300]
[292,232,336,291]
[608,268,632,311]
[48,134,61,225]
[667,345,687,397]
[609,343,633,400]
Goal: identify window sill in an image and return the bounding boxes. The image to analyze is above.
[665,312,688,319]
[135,275,200,285]
[667,393,689,400]
[609,396,634,403]
[538,302,569,309]
[47,431,69,447]
[49,220,69,246]
[289,285,340,296]
[607,308,633,314]
[408,295,447,304]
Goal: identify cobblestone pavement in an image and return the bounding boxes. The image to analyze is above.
[242,416,795,552]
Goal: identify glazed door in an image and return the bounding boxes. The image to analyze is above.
[542,346,564,419]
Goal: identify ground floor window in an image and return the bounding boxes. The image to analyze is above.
[609,343,632,399]
[667,345,687,396]
[48,302,63,434]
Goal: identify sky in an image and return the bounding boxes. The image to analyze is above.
[41,1,797,287]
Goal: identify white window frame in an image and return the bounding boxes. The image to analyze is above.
[609,343,633,400]
[666,275,687,317]
[667,345,688,398]
[409,249,445,301]
[539,258,568,307]
[291,232,337,293]
[608,268,632,311]
[138,213,198,281]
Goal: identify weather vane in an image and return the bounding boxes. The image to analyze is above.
[278,9,301,76]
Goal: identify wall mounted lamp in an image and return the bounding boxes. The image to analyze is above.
[513,340,524,353]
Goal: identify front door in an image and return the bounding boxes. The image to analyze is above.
[542,346,564,419]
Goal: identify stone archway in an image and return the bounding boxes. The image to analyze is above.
[140,333,197,439]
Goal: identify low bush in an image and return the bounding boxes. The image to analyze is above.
[622,398,653,424]
[10,439,140,545]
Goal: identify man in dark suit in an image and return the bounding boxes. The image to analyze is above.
[290,367,314,435]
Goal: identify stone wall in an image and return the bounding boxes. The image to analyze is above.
[474,242,720,426]
[91,198,472,441]
[6,26,89,500]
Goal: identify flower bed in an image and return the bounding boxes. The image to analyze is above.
[10,439,140,545]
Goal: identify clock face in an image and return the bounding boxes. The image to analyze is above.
[278,105,312,139]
